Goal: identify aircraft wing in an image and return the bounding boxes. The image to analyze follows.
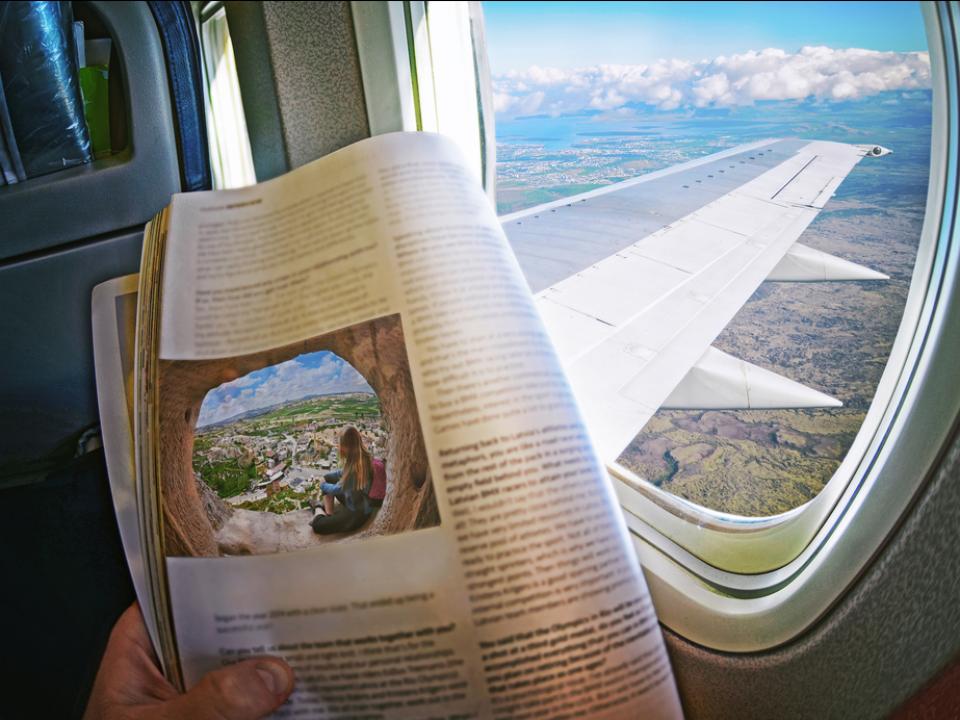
[502,138,890,462]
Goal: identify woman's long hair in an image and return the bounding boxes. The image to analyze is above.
[339,426,372,493]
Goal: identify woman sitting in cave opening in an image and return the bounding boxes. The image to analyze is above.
[310,426,381,535]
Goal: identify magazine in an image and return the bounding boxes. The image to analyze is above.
[92,131,683,719]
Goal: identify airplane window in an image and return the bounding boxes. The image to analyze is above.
[484,0,932,529]
[419,2,491,190]
[353,1,495,196]
[198,2,256,189]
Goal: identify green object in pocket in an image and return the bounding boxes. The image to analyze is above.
[79,65,110,158]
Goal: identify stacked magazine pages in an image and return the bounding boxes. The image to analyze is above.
[92,131,683,719]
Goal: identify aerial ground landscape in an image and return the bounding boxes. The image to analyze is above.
[491,34,931,516]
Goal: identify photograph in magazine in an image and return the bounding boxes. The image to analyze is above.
[157,312,439,557]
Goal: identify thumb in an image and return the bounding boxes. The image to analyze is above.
[163,658,294,720]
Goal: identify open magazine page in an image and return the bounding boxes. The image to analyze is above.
[136,211,184,680]
[144,132,683,718]
[91,274,162,664]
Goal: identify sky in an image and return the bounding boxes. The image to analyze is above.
[197,351,372,428]
[483,1,930,118]
[483,2,928,72]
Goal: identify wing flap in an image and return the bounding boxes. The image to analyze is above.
[769,142,864,208]
[681,192,787,237]
[534,295,612,361]
[539,253,690,327]
[629,219,745,272]
[744,151,820,202]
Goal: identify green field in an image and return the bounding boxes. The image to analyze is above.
[194,458,258,499]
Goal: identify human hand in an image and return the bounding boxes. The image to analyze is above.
[83,603,294,720]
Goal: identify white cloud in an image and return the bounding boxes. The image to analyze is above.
[493,46,931,117]
[495,89,545,116]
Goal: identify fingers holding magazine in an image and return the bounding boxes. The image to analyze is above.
[83,603,294,720]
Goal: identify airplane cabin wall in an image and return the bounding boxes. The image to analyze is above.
[667,422,960,718]
[225,0,371,179]
[0,3,194,716]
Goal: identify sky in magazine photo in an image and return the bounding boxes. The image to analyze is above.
[483,1,932,516]
[163,313,439,557]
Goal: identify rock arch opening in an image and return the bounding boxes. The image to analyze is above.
[158,314,437,556]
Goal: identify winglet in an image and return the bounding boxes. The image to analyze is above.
[860,144,893,157]
[662,347,842,410]
[766,242,889,282]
